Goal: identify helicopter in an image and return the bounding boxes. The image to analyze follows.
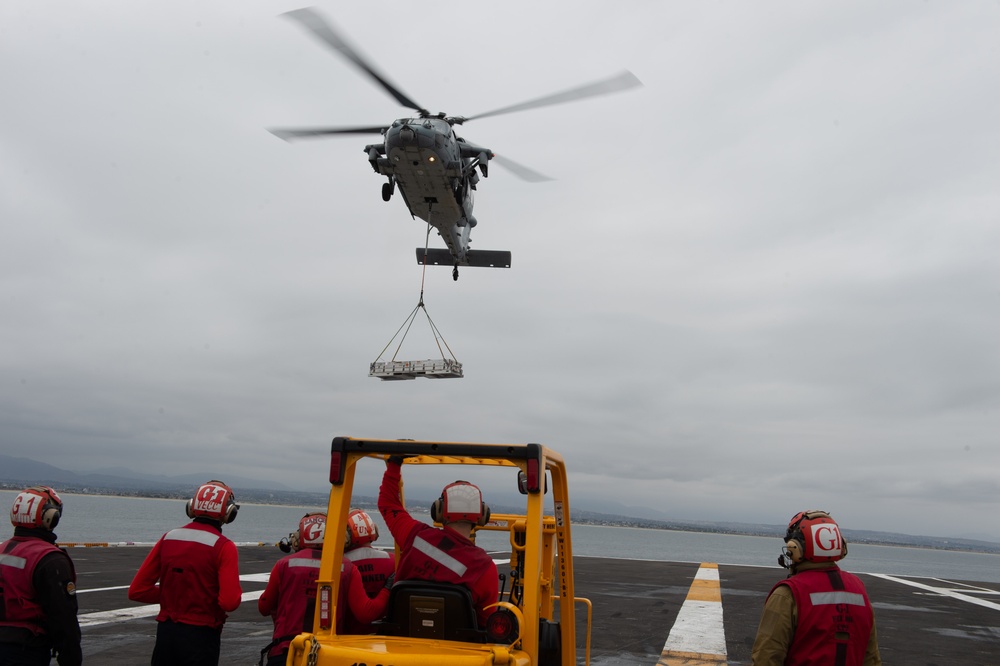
[270,7,641,281]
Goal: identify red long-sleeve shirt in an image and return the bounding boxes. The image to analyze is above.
[258,550,388,643]
[128,520,241,629]
[378,461,498,626]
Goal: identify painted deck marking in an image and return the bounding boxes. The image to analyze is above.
[872,574,1000,612]
[77,573,270,597]
[658,562,727,665]
[78,583,267,628]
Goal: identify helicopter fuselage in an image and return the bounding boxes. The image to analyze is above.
[365,117,490,265]
[273,8,640,279]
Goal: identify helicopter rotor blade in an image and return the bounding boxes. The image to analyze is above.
[461,70,642,123]
[281,8,427,115]
[490,154,553,183]
[269,126,387,141]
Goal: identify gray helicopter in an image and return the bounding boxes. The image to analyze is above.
[270,8,641,281]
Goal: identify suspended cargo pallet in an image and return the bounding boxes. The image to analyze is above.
[369,358,463,381]
[370,297,463,381]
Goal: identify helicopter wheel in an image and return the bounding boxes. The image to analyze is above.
[452,265,459,281]
[382,181,394,202]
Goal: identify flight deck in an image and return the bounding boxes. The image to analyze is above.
[70,546,999,665]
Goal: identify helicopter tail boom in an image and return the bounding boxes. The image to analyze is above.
[416,248,511,269]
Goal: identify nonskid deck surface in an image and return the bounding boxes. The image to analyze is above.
[71,547,1000,665]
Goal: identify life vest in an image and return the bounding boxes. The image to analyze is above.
[265,549,322,658]
[343,546,395,597]
[769,567,874,666]
[155,523,233,629]
[396,525,497,626]
[0,537,74,636]
[342,546,394,633]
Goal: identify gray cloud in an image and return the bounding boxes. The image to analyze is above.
[2,1,999,541]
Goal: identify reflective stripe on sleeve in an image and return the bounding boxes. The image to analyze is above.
[413,536,468,577]
[809,591,866,606]
[164,528,220,547]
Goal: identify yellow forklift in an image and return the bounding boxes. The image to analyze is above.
[285,436,592,666]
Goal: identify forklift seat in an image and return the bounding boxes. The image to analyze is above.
[376,580,487,643]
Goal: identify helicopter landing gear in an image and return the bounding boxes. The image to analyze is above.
[452,264,459,281]
[382,179,395,202]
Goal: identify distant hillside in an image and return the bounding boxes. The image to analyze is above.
[0,453,292,496]
[563,508,1000,555]
[2,454,998,555]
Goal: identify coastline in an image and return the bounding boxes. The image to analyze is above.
[4,484,999,556]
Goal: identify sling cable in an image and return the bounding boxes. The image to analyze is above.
[370,209,463,380]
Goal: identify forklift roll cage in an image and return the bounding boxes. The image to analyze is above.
[287,436,591,666]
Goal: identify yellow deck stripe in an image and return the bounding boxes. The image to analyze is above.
[658,562,728,665]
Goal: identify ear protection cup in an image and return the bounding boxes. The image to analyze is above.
[42,504,61,530]
[477,503,491,527]
[781,512,809,565]
[38,488,62,530]
[783,538,804,564]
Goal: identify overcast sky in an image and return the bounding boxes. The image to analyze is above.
[2,2,998,542]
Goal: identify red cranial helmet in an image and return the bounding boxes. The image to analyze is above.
[431,481,490,526]
[10,487,63,531]
[781,510,848,567]
[186,480,239,524]
[346,509,378,549]
[297,513,326,550]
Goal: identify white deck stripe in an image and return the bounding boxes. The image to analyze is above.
[78,585,267,627]
[78,572,270,595]
[659,563,727,664]
[77,604,160,627]
[76,585,130,594]
[872,574,1000,612]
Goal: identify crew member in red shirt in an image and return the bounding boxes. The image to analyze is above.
[128,480,242,666]
[378,457,498,627]
[0,486,81,666]
[752,510,881,666]
[341,509,395,633]
[258,513,390,663]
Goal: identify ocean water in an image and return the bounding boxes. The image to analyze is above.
[3,491,999,584]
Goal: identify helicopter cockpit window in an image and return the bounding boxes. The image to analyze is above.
[422,118,451,134]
